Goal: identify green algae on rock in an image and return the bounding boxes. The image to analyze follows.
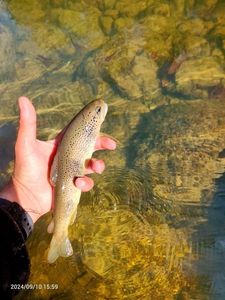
[8,0,45,25]
[8,0,106,51]
[178,18,207,36]
[103,8,118,19]
[50,6,105,49]
[103,50,160,103]
[184,36,210,57]
[113,16,134,32]
[99,15,114,36]
[73,31,161,105]
[97,0,117,11]
[175,57,225,98]
[115,0,148,17]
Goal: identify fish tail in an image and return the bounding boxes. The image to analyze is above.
[47,235,73,263]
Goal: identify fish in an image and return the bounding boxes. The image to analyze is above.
[47,99,108,263]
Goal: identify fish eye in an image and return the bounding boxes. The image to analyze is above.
[95,106,101,113]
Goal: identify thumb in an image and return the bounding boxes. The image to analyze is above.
[16,97,37,149]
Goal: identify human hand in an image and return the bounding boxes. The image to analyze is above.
[0,97,116,223]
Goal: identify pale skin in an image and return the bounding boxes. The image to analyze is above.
[0,97,116,223]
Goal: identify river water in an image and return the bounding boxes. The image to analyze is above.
[0,0,225,299]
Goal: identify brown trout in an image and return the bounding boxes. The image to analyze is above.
[47,99,108,263]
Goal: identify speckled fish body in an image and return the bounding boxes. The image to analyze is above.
[47,99,108,263]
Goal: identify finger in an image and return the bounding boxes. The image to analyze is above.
[85,158,105,174]
[95,136,117,151]
[16,96,37,147]
[47,139,57,145]
[75,176,94,192]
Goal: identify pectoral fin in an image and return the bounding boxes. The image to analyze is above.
[47,219,54,234]
[50,152,59,186]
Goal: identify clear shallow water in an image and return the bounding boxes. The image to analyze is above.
[0,0,225,299]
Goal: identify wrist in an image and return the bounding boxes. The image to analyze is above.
[0,178,40,223]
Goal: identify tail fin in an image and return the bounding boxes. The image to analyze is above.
[47,235,73,263]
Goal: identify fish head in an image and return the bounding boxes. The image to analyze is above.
[84,98,108,121]
[81,99,108,135]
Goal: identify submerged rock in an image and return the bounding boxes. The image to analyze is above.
[101,0,117,10]
[184,36,210,57]
[0,3,17,81]
[50,6,106,49]
[113,16,134,32]
[99,15,113,35]
[8,0,45,24]
[178,18,208,36]
[8,1,106,51]
[0,24,15,82]
[73,31,160,105]
[130,99,225,203]
[104,8,118,19]
[115,0,148,17]
[140,13,180,63]
[175,57,225,98]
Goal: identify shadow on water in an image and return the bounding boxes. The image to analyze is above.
[124,100,225,298]
[185,172,225,300]
[0,122,16,187]
[125,111,153,169]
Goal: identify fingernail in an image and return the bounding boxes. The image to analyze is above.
[94,160,105,174]
[18,97,29,117]
[76,178,85,188]
[109,140,117,150]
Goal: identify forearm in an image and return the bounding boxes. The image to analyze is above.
[0,178,33,296]
[0,199,30,297]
